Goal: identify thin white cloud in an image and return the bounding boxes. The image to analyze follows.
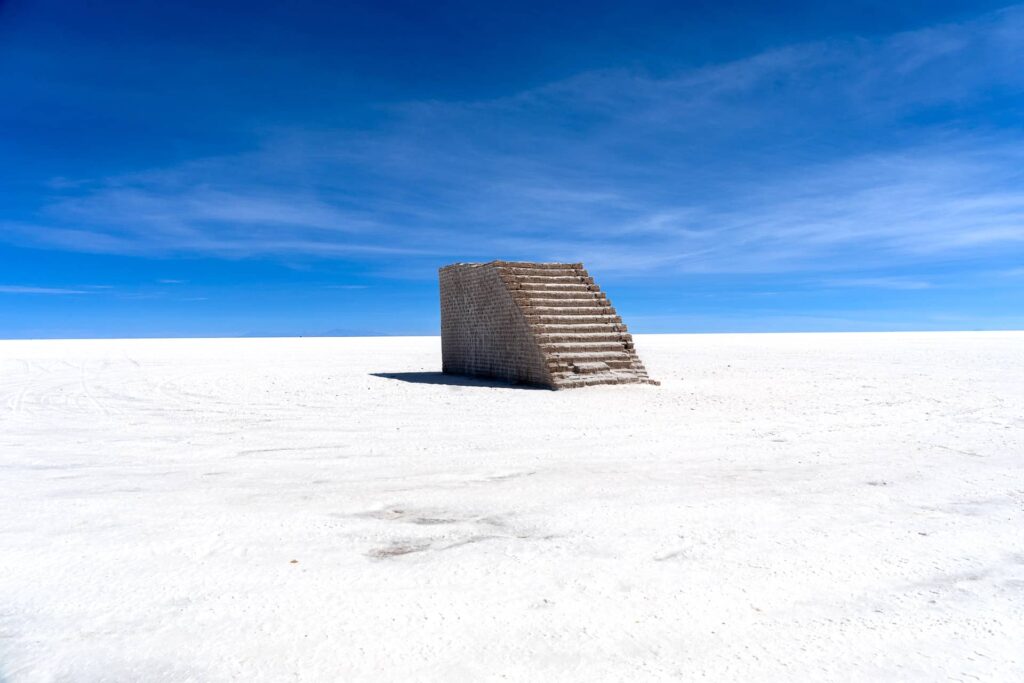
[0,285,89,295]
[822,277,933,290]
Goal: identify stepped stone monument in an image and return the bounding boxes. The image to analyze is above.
[439,261,658,389]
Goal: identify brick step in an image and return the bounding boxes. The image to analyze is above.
[565,361,609,374]
[518,290,598,299]
[518,290,601,301]
[517,283,594,292]
[535,331,629,343]
[523,306,614,315]
[507,268,581,278]
[524,314,622,325]
[513,275,586,284]
[539,341,627,353]
[530,322,626,333]
[547,349,633,362]
[520,290,598,301]
[520,290,597,298]
[496,261,580,270]
[548,361,635,373]
[551,366,647,378]
[583,358,635,370]
[518,297,607,308]
[551,372,649,389]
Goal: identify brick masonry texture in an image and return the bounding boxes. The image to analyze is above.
[439,261,659,389]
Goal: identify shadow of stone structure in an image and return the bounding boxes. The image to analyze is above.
[370,372,544,389]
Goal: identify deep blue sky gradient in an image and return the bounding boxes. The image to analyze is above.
[2,0,1022,337]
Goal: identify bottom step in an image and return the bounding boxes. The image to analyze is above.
[551,371,656,389]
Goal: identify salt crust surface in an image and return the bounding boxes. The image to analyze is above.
[1,332,1022,681]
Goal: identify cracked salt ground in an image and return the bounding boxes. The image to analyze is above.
[0,332,1022,680]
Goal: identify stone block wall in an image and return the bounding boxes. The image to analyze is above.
[439,263,553,386]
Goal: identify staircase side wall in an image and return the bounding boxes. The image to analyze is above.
[439,263,554,387]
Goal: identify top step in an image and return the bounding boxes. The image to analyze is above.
[512,274,585,283]
[494,261,582,270]
[507,270,581,279]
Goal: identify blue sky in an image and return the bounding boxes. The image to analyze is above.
[1,0,1022,338]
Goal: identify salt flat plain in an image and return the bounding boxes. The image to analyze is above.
[0,332,1022,681]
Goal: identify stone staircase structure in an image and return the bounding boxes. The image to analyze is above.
[439,261,658,389]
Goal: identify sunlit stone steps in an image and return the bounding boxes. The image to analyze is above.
[440,260,657,389]
[493,261,658,389]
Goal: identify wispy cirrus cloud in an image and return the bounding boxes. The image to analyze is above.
[0,285,89,295]
[3,5,1023,275]
[822,277,933,290]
